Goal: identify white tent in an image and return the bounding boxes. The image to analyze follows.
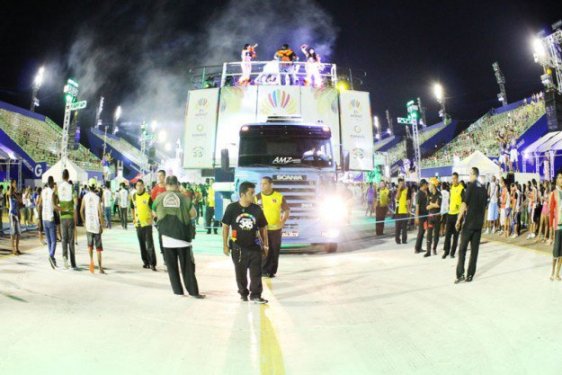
[455,150,500,177]
[42,159,88,184]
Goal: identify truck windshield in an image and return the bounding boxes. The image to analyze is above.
[239,136,333,168]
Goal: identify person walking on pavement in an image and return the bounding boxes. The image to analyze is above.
[131,179,157,271]
[58,169,77,269]
[118,183,129,229]
[152,176,204,298]
[425,180,442,257]
[395,178,410,244]
[549,171,562,281]
[38,176,59,268]
[151,170,167,256]
[80,179,105,274]
[454,167,488,283]
[256,176,290,278]
[443,172,464,259]
[102,183,113,229]
[7,180,22,255]
[222,181,269,304]
[375,181,390,236]
[206,179,219,234]
[414,179,429,254]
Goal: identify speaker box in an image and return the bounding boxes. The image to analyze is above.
[545,91,562,132]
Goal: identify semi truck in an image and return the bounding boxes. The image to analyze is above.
[225,116,346,252]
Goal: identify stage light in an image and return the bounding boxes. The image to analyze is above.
[433,83,444,102]
[532,38,546,61]
[158,130,168,143]
[34,66,45,89]
[151,120,157,131]
[114,106,122,122]
[164,142,172,152]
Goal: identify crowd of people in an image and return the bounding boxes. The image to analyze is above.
[359,167,562,282]
[2,171,294,304]
[424,97,545,169]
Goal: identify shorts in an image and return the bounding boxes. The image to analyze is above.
[9,215,21,236]
[87,232,103,251]
[500,208,507,225]
[533,204,542,224]
[487,202,499,221]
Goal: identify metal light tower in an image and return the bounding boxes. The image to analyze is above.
[434,83,447,125]
[61,79,86,168]
[492,62,508,106]
[103,105,121,158]
[385,109,394,135]
[397,101,422,181]
[30,66,45,112]
[417,97,427,127]
[533,21,562,93]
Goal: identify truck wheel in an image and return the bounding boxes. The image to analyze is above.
[325,243,338,253]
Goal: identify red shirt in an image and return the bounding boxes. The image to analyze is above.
[151,185,166,201]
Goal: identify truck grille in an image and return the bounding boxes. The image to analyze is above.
[274,180,318,221]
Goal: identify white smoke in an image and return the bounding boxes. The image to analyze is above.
[65,0,338,141]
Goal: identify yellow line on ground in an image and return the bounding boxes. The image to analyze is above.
[260,279,286,375]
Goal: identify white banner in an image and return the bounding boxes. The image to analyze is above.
[340,90,374,171]
[215,86,258,165]
[300,87,341,166]
[183,88,219,169]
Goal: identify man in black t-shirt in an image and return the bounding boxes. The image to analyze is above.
[455,167,488,283]
[425,182,442,257]
[414,180,429,254]
[222,181,269,304]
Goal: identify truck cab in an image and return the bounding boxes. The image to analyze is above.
[233,116,346,252]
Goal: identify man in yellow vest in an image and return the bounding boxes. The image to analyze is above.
[256,176,290,278]
[395,178,411,244]
[131,179,157,271]
[205,179,219,234]
[443,172,465,258]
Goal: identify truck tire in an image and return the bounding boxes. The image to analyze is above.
[325,243,338,253]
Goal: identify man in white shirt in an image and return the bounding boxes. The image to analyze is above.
[510,146,519,172]
[38,176,59,269]
[486,176,499,234]
[81,179,105,274]
[102,183,113,229]
[118,183,129,230]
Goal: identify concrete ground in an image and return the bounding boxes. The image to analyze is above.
[1,223,561,375]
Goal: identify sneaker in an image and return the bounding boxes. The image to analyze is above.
[151,266,157,272]
[466,275,473,282]
[454,275,465,284]
[49,257,56,269]
[241,295,249,302]
[250,297,268,304]
[191,294,206,299]
[510,234,518,239]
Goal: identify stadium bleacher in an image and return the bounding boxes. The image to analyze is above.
[384,121,450,165]
[90,128,147,167]
[424,99,545,168]
[0,106,101,171]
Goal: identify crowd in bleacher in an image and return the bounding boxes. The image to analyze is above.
[0,110,101,171]
[385,122,448,166]
[424,97,545,168]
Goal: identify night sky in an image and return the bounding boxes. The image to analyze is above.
[1,0,560,140]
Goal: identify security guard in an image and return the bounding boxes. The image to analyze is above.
[256,176,290,278]
[131,179,157,271]
[443,172,464,258]
[205,179,219,234]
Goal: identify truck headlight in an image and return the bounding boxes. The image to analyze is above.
[318,196,348,222]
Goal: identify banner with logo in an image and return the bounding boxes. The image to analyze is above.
[183,88,220,169]
[300,87,341,165]
[340,90,374,171]
[256,86,301,122]
[215,86,258,165]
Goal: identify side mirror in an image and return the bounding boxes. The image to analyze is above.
[221,149,230,170]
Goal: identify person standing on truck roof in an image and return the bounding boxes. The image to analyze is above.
[275,43,298,85]
[256,176,290,279]
[240,43,257,86]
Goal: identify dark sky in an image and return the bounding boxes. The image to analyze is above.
[0,0,560,139]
